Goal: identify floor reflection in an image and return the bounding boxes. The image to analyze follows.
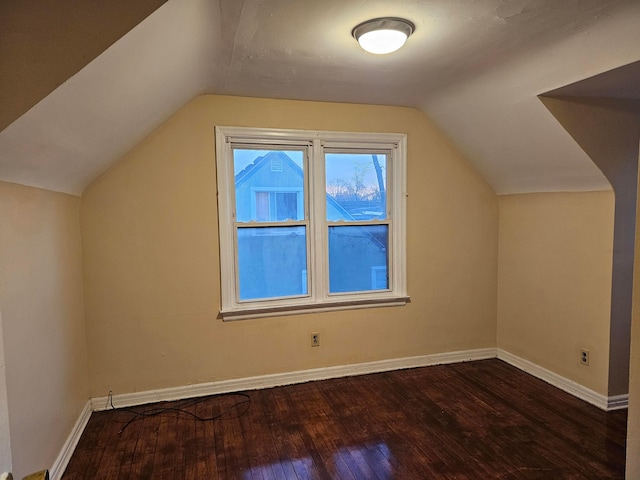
[334,442,394,479]
[243,442,393,479]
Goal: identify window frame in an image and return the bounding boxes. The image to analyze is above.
[215,126,408,320]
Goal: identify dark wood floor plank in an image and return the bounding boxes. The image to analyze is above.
[448,361,626,477]
[125,408,159,479]
[62,359,627,479]
[256,389,301,479]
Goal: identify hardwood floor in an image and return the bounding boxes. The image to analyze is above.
[62,359,627,479]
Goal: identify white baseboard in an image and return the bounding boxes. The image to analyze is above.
[49,400,92,480]
[496,349,628,411]
[92,347,497,411]
[92,348,629,412]
[606,394,629,411]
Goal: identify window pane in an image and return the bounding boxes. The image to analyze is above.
[274,192,298,220]
[328,225,388,293]
[255,191,270,221]
[237,226,308,300]
[234,149,305,222]
[326,153,387,221]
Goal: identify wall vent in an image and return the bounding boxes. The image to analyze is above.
[271,159,283,172]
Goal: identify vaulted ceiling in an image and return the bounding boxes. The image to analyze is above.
[1,0,639,196]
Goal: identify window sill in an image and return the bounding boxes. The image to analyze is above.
[220,296,410,321]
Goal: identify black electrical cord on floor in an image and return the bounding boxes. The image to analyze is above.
[108,391,251,435]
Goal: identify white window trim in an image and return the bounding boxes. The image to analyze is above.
[215,126,409,320]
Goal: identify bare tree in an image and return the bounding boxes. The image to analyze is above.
[326,157,386,204]
[372,154,386,206]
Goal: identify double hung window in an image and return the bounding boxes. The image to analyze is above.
[215,126,408,319]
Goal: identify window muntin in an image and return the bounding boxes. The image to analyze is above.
[216,127,408,319]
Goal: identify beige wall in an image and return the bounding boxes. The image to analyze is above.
[626,143,640,478]
[497,192,615,394]
[0,181,88,478]
[80,94,499,397]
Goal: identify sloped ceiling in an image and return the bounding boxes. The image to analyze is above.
[0,0,168,132]
[1,0,639,195]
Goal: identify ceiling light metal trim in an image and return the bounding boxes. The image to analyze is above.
[352,17,415,54]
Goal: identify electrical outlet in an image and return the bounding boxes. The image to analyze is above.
[311,332,320,347]
[580,349,589,366]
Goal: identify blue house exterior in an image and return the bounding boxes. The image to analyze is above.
[234,151,388,300]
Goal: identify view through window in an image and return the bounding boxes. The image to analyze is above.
[216,127,408,319]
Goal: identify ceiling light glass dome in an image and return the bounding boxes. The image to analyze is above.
[352,18,415,54]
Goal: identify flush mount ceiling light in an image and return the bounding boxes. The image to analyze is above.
[352,17,415,54]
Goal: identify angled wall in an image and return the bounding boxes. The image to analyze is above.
[540,96,640,396]
[626,140,640,478]
[0,0,167,131]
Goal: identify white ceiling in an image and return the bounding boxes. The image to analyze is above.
[1,0,639,195]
